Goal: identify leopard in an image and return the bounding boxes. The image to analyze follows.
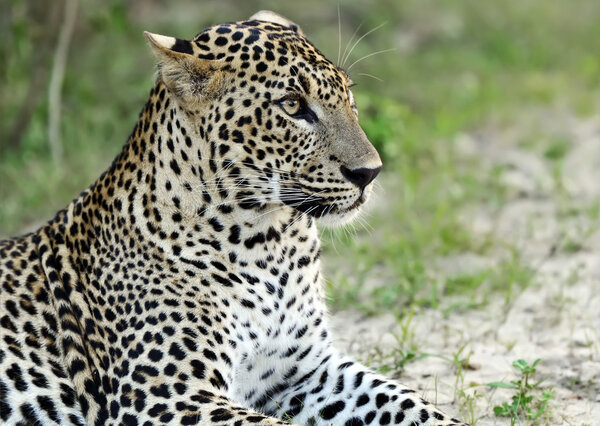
[0,10,466,426]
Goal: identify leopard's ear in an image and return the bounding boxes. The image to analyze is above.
[249,10,304,36]
[144,31,226,105]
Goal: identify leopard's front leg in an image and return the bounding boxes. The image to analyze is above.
[269,351,466,426]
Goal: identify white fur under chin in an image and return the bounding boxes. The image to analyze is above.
[316,207,361,227]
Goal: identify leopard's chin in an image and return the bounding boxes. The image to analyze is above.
[315,207,361,227]
[313,195,368,227]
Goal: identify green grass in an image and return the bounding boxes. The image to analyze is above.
[361,310,431,375]
[2,0,599,311]
[320,0,600,314]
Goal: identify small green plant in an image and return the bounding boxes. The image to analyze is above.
[450,344,473,401]
[448,344,483,425]
[543,137,570,161]
[488,359,553,425]
[364,311,431,374]
[377,348,429,374]
[457,388,483,426]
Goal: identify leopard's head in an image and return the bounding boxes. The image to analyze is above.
[145,11,381,227]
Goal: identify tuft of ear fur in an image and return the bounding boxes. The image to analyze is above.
[249,10,304,36]
[144,31,226,106]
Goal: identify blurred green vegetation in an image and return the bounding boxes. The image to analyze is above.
[1,0,599,313]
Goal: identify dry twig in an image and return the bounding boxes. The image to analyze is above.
[48,0,78,165]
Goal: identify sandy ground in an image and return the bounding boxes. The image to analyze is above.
[330,113,600,425]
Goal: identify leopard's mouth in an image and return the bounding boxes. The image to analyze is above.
[281,188,366,219]
[346,192,366,211]
[282,196,332,217]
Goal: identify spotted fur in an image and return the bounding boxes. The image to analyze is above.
[0,11,466,426]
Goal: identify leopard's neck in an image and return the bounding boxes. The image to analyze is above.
[53,79,323,293]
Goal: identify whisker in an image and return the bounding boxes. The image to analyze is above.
[285,205,318,231]
[326,227,339,255]
[341,20,364,68]
[239,188,322,223]
[356,72,383,82]
[200,158,294,178]
[347,48,397,71]
[342,22,386,67]
[198,179,297,190]
[295,187,330,205]
[343,223,353,241]
[251,204,290,222]
[355,214,373,235]
[337,5,342,66]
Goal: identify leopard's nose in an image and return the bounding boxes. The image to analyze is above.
[340,165,382,189]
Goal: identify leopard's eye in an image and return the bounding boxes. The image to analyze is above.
[279,99,301,116]
[276,97,318,123]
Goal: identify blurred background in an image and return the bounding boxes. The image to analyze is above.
[2,1,600,423]
[2,0,600,306]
